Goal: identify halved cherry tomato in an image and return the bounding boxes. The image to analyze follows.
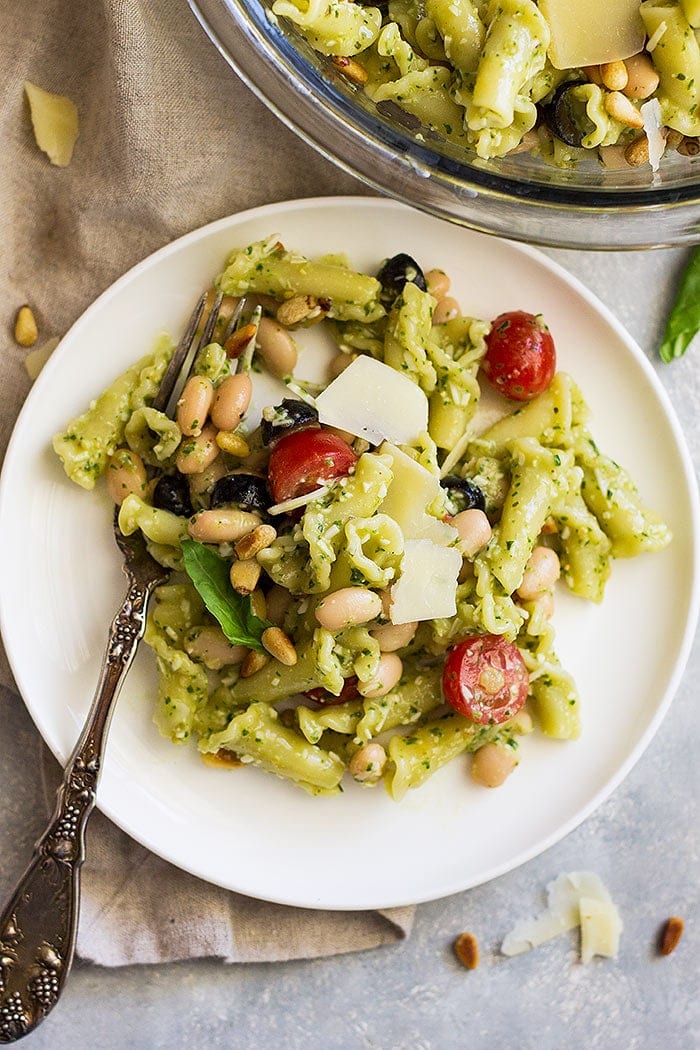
[482,310,556,402]
[442,635,528,725]
[267,428,358,504]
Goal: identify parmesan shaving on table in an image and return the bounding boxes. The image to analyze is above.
[501,871,623,963]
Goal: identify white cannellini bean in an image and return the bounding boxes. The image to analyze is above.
[348,742,387,784]
[432,296,461,326]
[315,587,383,632]
[358,653,403,698]
[370,620,418,652]
[256,316,298,377]
[470,743,518,788]
[452,509,492,558]
[622,53,659,100]
[210,373,252,431]
[106,448,147,505]
[185,626,247,670]
[425,269,451,299]
[176,375,215,437]
[176,423,220,475]
[187,508,261,543]
[516,546,560,601]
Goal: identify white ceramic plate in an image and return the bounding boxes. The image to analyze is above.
[1,198,698,910]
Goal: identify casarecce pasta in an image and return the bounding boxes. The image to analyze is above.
[54,241,671,799]
[271,0,700,167]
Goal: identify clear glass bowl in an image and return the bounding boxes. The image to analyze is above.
[189,0,700,249]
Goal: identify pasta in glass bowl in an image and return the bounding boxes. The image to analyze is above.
[189,0,700,248]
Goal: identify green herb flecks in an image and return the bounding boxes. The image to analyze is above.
[659,246,700,362]
[181,539,269,650]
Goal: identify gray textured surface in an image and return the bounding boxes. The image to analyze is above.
[1,245,698,1050]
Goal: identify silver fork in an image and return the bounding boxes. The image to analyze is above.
[0,290,240,1044]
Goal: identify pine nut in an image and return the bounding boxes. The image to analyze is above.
[315,587,383,631]
[256,317,297,377]
[622,53,659,100]
[600,60,628,92]
[348,742,387,783]
[184,625,247,669]
[106,448,147,505]
[370,621,418,652]
[425,269,451,299]
[187,507,261,543]
[332,55,369,85]
[240,649,269,677]
[14,305,39,347]
[358,652,403,698]
[276,295,326,327]
[516,546,560,601]
[452,509,492,558]
[177,375,214,437]
[224,322,257,359]
[262,626,297,666]
[235,523,277,560]
[624,135,650,167]
[432,296,461,326]
[176,423,220,474]
[216,430,250,457]
[210,373,252,431]
[604,91,644,129]
[470,742,518,788]
[229,558,262,595]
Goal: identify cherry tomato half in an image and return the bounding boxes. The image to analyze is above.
[442,635,529,725]
[267,428,358,504]
[482,310,556,402]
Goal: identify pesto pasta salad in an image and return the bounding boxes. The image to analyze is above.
[271,0,700,168]
[53,240,671,799]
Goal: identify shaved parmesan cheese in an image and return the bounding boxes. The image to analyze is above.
[501,871,623,963]
[538,0,645,69]
[580,895,624,964]
[389,539,462,624]
[378,443,457,546]
[641,98,665,173]
[267,485,329,516]
[315,356,428,446]
[24,81,79,167]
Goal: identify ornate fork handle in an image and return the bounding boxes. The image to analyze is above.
[0,576,157,1044]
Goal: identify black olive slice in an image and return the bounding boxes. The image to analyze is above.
[440,475,486,515]
[260,398,320,446]
[376,253,427,304]
[152,473,194,518]
[210,473,271,513]
[541,81,595,149]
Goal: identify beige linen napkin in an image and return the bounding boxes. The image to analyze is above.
[0,0,414,963]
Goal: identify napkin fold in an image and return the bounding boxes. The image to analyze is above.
[1,0,415,965]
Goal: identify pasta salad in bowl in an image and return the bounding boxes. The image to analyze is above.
[189,0,700,246]
[52,235,672,801]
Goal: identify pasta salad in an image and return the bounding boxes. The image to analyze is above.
[53,240,672,799]
[271,0,700,168]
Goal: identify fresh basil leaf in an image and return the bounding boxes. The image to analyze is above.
[659,246,700,363]
[181,539,269,650]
